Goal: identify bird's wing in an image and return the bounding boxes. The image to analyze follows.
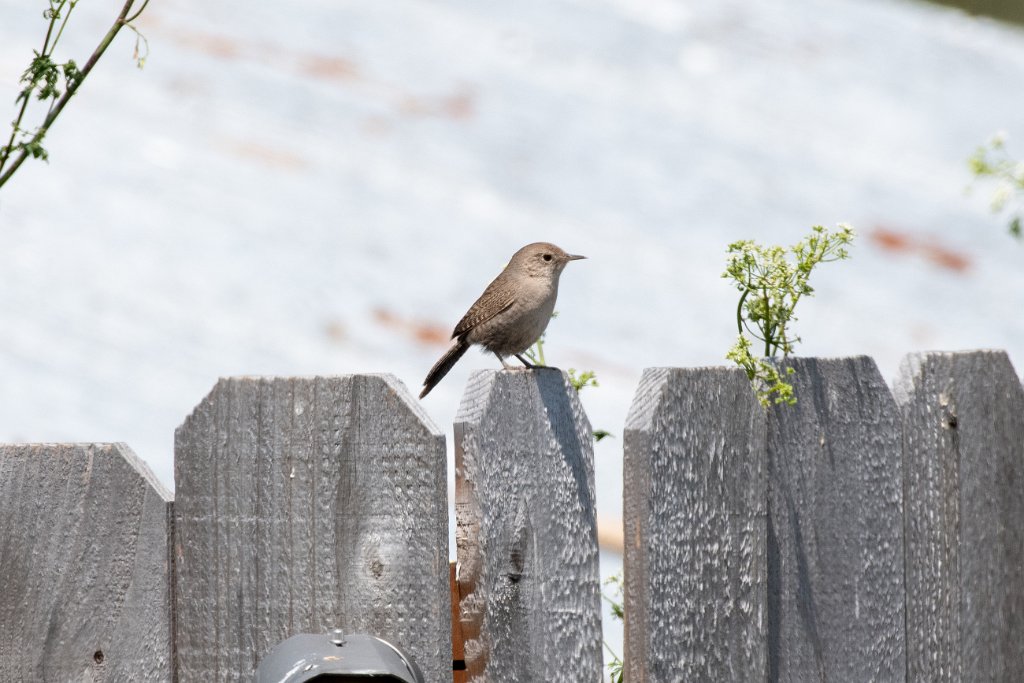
[452,279,516,338]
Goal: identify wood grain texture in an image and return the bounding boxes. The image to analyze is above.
[454,368,602,682]
[895,350,1024,681]
[622,367,767,682]
[766,356,905,682]
[0,443,173,682]
[451,562,467,683]
[173,375,449,682]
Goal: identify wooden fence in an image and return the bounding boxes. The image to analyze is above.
[0,351,1021,682]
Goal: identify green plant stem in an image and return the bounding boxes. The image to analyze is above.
[46,3,79,118]
[0,0,143,188]
[736,289,771,347]
[0,96,32,177]
[0,7,63,176]
[52,2,77,53]
[125,0,151,24]
[735,289,747,335]
[603,640,623,663]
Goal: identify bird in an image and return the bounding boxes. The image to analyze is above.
[419,242,586,399]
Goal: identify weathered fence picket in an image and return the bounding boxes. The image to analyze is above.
[766,356,905,681]
[0,443,173,682]
[454,368,603,682]
[173,375,450,682]
[896,350,1024,681]
[623,367,767,681]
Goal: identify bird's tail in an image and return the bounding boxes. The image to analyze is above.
[420,338,470,399]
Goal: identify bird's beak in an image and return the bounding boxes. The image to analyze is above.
[567,254,587,261]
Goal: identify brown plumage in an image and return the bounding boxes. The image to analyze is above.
[419,242,585,399]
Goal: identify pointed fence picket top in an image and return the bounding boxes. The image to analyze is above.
[895,350,1024,681]
[766,356,905,681]
[454,368,603,682]
[173,375,450,683]
[622,367,767,681]
[0,443,173,682]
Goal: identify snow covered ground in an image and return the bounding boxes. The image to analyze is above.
[2,0,1024,667]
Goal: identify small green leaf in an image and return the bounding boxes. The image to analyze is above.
[22,138,48,160]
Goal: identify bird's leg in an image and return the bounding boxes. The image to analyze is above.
[514,353,535,368]
[494,352,516,370]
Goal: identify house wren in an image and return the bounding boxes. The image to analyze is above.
[419,242,586,399]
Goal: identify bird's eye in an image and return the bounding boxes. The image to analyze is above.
[543,254,553,262]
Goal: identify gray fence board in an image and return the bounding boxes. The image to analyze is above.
[623,367,767,682]
[766,356,905,681]
[0,443,173,682]
[454,368,603,682]
[895,350,1024,681]
[173,375,450,682]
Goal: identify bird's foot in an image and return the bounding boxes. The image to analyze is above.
[494,352,535,371]
[514,353,535,368]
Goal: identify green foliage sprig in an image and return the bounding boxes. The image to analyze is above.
[0,0,152,189]
[969,132,1024,240]
[602,572,624,683]
[723,224,855,406]
[567,367,598,393]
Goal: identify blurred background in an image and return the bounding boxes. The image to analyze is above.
[2,0,1023,668]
